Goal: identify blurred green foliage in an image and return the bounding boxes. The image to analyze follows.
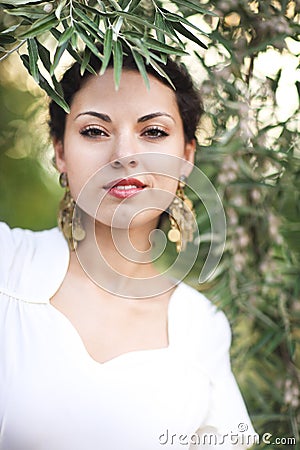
[186,2,300,448]
[0,0,299,449]
[0,59,60,228]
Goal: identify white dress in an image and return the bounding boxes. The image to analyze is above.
[0,223,257,450]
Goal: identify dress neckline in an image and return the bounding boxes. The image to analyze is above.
[45,228,183,368]
[47,282,181,368]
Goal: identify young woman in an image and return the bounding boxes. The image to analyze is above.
[0,52,256,449]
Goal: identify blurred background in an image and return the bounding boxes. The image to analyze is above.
[0,0,299,448]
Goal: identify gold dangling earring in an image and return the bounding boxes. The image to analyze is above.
[167,175,197,252]
[58,172,86,251]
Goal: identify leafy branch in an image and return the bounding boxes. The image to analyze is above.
[0,0,215,111]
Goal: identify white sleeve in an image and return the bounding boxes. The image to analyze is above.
[0,222,69,302]
[0,222,27,292]
[185,290,258,449]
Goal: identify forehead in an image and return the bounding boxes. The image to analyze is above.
[70,69,179,117]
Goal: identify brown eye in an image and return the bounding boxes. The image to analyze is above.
[142,127,169,138]
[80,127,108,138]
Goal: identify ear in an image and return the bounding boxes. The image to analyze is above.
[181,139,196,177]
[184,139,196,164]
[53,139,67,173]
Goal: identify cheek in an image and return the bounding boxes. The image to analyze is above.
[156,175,178,195]
[64,149,109,197]
[160,134,186,156]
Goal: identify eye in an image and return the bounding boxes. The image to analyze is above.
[142,127,169,139]
[80,126,109,138]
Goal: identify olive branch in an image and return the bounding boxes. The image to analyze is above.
[0,0,215,112]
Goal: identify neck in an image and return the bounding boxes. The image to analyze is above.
[71,213,172,299]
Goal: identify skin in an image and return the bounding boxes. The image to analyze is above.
[51,69,196,364]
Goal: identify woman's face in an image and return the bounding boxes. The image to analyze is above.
[54,69,195,228]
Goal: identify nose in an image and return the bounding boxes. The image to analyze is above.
[111,133,139,169]
[111,156,138,169]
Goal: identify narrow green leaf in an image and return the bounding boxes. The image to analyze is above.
[73,6,102,34]
[50,40,68,76]
[122,30,146,39]
[39,77,69,113]
[55,0,67,19]
[73,1,110,17]
[27,37,39,82]
[142,37,188,55]
[149,58,175,89]
[70,32,78,48]
[79,21,104,43]
[96,0,105,11]
[35,39,50,70]
[105,0,122,11]
[94,12,101,28]
[162,18,182,45]
[112,15,123,38]
[21,53,69,112]
[171,0,217,16]
[123,35,152,63]
[19,13,58,39]
[265,331,285,355]
[2,0,44,4]
[154,12,165,44]
[119,0,139,12]
[119,0,131,10]
[58,26,74,46]
[61,18,69,30]
[122,32,185,56]
[131,49,149,90]
[3,6,45,19]
[287,339,296,360]
[80,48,91,76]
[113,39,123,89]
[115,12,174,39]
[0,34,16,44]
[0,23,21,34]
[161,8,209,35]
[50,28,61,41]
[74,23,103,59]
[151,49,167,65]
[100,27,113,75]
[52,75,64,97]
[51,27,96,75]
[171,21,207,49]
[51,27,79,61]
[73,7,104,40]
[126,0,140,12]
[148,51,169,66]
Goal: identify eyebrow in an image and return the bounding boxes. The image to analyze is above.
[75,111,175,123]
[137,112,175,123]
[75,111,111,122]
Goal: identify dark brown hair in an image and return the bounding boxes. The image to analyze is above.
[49,50,203,143]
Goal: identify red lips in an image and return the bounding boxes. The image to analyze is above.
[104,178,146,199]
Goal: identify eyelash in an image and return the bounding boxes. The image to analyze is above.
[79,125,169,139]
[80,126,108,138]
[142,127,169,138]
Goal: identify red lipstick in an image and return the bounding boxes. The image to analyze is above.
[105,178,146,199]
